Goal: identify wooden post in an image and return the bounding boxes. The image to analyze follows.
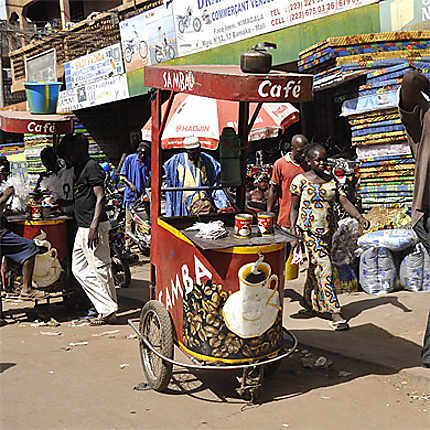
[59,0,71,29]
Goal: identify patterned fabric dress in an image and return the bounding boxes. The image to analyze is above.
[290,174,341,314]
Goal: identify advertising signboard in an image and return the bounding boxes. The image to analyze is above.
[64,43,124,89]
[119,3,177,72]
[172,0,379,57]
[57,74,129,112]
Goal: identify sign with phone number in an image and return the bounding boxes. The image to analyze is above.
[173,0,378,57]
[271,0,378,29]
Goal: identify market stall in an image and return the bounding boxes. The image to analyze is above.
[0,110,75,300]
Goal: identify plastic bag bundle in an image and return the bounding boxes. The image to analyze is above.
[399,243,430,292]
[357,229,418,252]
[332,217,360,265]
[333,263,359,294]
[359,247,397,295]
[0,176,31,213]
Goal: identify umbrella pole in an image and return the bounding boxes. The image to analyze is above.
[160,91,176,137]
[237,101,249,210]
[247,102,263,135]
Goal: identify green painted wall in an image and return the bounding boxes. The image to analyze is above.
[127,3,380,98]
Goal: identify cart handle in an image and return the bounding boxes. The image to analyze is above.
[128,319,298,371]
[162,186,228,192]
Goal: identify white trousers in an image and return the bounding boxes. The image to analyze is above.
[72,221,118,316]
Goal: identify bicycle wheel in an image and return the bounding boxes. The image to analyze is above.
[139,40,148,59]
[139,300,173,391]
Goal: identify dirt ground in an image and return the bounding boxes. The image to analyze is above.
[1,271,429,430]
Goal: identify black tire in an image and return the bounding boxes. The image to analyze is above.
[193,17,202,32]
[139,300,173,391]
[124,47,132,63]
[178,20,185,33]
[167,45,175,60]
[112,257,131,288]
[139,40,148,59]
[154,48,163,64]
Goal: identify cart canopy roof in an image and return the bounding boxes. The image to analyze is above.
[144,65,313,103]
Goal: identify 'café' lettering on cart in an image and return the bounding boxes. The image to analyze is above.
[158,255,212,311]
[27,121,56,134]
[257,79,302,99]
[162,71,196,92]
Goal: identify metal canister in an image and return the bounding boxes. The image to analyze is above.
[234,213,253,238]
[257,212,275,236]
[31,203,42,219]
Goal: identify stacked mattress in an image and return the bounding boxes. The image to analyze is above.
[73,120,110,165]
[24,134,54,188]
[0,141,27,183]
[299,31,430,213]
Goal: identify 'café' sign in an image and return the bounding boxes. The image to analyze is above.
[144,65,313,103]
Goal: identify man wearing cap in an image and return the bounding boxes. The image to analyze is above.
[120,141,151,247]
[163,136,227,216]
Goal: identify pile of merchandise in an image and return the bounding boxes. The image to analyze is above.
[24,134,54,188]
[298,31,430,215]
[73,119,110,165]
[0,141,27,183]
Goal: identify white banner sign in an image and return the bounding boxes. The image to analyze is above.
[173,0,379,57]
[119,3,177,72]
[57,74,129,112]
[64,43,124,89]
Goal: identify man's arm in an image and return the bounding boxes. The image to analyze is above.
[0,186,14,205]
[267,183,279,212]
[119,174,137,194]
[400,70,430,112]
[88,185,105,249]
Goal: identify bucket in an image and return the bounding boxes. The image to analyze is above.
[24,81,62,114]
[285,248,298,280]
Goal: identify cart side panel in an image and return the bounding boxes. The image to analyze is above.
[152,218,288,363]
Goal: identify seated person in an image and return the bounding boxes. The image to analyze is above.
[163,136,227,216]
[0,186,48,300]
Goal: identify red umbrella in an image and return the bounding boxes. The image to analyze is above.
[142,94,299,150]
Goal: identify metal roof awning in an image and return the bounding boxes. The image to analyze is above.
[0,111,74,134]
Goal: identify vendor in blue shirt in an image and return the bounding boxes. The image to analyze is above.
[120,141,151,247]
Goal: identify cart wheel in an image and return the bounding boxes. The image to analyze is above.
[139,300,173,391]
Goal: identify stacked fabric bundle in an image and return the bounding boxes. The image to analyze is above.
[0,141,27,182]
[298,32,430,74]
[299,31,430,214]
[24,134,54,188]
[73,120,110,164]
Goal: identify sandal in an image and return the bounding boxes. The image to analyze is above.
[329,320,349,331]
[19,290,50,301]
[90,313,117,326]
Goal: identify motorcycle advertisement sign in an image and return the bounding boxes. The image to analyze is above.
[172,0,378,57]
[120,4,177,72]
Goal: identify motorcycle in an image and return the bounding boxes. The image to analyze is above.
[109,218,133,288]
[176,6,202,33]
[123,28,149,63]
[154,38,176,63]
[126,191,151,256]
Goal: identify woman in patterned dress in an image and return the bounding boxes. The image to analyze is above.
[289,144,369,330]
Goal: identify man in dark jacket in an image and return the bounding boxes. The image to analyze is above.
[399,69,430,368]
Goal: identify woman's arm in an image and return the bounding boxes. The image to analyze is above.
[339,194,370,229]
